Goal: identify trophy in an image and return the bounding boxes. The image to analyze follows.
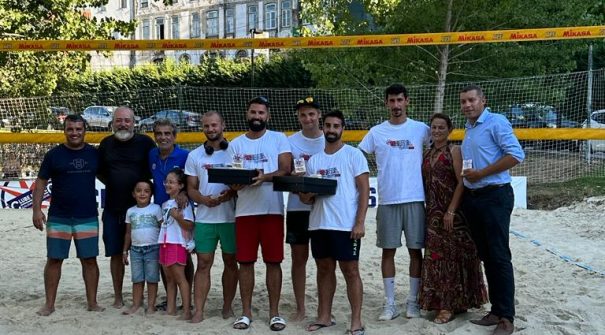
[294,157,306,174]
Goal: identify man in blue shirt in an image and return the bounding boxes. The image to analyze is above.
[148,118,193,309]
[460,85,524,335]
[32,114,103,316]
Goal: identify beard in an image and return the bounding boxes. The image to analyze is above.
[248,119,267,132]
[391,108,403,117]
[114,129,134,141]
[205,132,221,142]
[324,132,341,143]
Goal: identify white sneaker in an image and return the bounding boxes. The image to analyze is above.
[405,301,420,319]
[378,303,400,321]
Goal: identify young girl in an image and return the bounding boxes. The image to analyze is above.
[122,180,163,315]
[159,168,194,320]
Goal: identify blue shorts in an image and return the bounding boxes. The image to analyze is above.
[130,244,160,283]
[310,230,361,261]
[47,216,99,260]
[102,211,126,257]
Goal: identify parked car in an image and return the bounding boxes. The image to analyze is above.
[497,104,579,150]
[81,106,118,130]
[580,109,605,153]
[138,109,202,132]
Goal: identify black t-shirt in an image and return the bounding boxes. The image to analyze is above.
[38,144,99,218]
[98,133,156,214]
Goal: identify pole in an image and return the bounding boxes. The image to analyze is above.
[250,29,256,87]
[585,44,593,162]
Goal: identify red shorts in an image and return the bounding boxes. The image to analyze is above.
[159,243,187,267]
[235,215,284,263]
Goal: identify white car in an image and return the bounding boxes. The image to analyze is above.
[581,110,605,153]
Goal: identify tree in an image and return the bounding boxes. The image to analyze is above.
[0,0,134,97]
[297,0,604,113]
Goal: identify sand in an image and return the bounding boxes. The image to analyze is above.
[0,201,604,335]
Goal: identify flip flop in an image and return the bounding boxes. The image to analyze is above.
[346,327,366,335]
[305,321,336,332]
[269,316,287,331]
[233,315,252,330]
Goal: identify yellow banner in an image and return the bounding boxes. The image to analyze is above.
[1,128,605,144]
[2,26,604,51]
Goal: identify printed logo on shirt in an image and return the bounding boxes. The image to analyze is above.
[243,153,268,163]
[386,139,415,150]
[317,167,341,178]
[70,158,88,169]
[203,163,226,169]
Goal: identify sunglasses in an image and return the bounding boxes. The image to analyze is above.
[297,97,314,105]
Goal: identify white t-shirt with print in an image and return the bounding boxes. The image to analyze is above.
[158,199,195,246]
[306,144,369,232]
[125,203,163,247]
[185,146,235,224]
[358,119,430,204]
[228,130,291,217]
[287,131,325,212]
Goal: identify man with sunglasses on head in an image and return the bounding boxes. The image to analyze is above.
[286,96,325,322]
[228,96,292,331]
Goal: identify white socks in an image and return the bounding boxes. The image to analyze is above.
[407,277,420,303]
[383,277,395,305]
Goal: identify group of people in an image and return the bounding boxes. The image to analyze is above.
[31,83,524,335]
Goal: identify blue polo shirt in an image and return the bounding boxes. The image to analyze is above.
[461,109,525,189]
[149,145,189,205]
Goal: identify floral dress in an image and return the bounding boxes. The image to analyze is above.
[419,144,488,311]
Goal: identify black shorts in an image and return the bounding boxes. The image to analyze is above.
[310,230,361,261]
[102,210,127,257]
[286,211,310,245]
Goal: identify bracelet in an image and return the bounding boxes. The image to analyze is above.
[446,210,456,216]
[122,251,128,255]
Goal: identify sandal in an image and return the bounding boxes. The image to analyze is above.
[434,310,454,324]
[233,315,252,330]
[305,320,336,332]
[269,316,287,331]
[346,327,365,335]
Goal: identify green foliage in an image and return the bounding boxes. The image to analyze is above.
[0,0,134,97]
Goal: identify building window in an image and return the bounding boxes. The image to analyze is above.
[141,0,148,8]
[248,5,257,31]
[191,12,201,38]
[206,10,218,37]
[120,0,127,9]
[155,17,165,39]
[142,19,150,39]
[265,3,277,30]
[179,53,191,63]
[225,8,235,35]
[281,0,291,27]
[171,15,179,39]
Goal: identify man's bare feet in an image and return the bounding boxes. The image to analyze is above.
[177,311,192,321]
[289,310,306,322]
[112,299,124,309]
[121,305,141,315]
[189,313,203,323]
[222,307,235,319]
[36,306,55,316]
[164,309,177,316]
[146,306,157,315]
[88,304,105,312]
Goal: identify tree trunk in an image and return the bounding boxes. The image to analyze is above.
[433,0,454,115]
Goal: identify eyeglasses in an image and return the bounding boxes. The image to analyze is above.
[297,97,314,104]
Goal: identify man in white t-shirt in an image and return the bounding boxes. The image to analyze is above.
[300,110,369,335]
[358,84,430,320]
[286,96,325,322]
[185,111,238,323]
[228,96,292,331]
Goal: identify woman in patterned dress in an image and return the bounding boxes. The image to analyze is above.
[419,113,487,323]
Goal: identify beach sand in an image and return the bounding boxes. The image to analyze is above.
[0,201,604,335]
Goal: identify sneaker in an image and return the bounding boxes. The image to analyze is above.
[378,303,400,321]
[405,301,421,319]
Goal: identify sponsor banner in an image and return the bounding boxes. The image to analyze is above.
[1,26,604,51]
[0,177,526,210]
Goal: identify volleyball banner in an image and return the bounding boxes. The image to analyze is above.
[2,26,604,52]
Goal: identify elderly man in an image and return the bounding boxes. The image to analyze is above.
[98,106,156,308]
[32,114,104,316]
